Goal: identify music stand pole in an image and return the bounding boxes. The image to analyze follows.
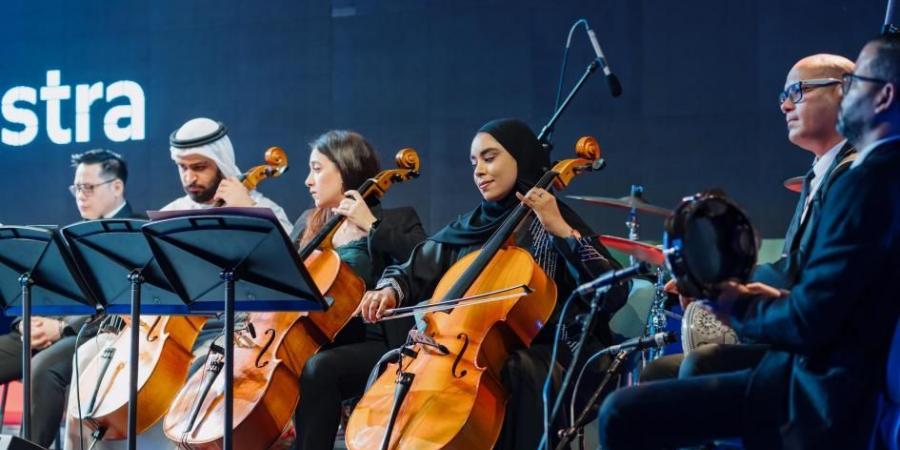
[127,270,143,450]
[18,274,33,441]
[222,269,236,450]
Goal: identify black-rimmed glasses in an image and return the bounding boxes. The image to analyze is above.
[68,179,116,196]
[778,78,842,104]
[841,72,889,94]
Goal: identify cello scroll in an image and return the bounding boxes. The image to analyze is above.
[551,136,603,191]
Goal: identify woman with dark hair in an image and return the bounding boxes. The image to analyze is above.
[358,118,629,449]
[291,130,426,450]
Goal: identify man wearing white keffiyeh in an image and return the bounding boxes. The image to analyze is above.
[162,117,293,234]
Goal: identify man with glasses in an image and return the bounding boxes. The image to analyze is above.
[599,34,900,450]
[640,54,857,384]
[0,149,140,447]
[70,149,141,220]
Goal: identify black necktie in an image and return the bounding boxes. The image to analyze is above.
[783,167,815,254]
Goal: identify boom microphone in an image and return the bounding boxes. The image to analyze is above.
[586,25,623,97]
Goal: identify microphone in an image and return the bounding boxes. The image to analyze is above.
[600,331,677,355]
[885,0,899,35]
[574,261,650,297]
[586,26,623,97]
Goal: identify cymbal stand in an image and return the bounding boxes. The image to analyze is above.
[625,185,643,261]
[642,268,669,365]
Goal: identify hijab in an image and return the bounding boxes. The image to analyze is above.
[431,118,591,246]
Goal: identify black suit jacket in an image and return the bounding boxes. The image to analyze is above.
[291,204,427,348]
[731,139,900,449]
[111,201,145,220]
[755,143,856,288]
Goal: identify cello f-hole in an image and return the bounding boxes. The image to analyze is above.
[255,329,276,368]
[146,317,162,342]
[451,333,469,379]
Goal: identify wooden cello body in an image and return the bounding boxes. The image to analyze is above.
[70,315,207,439]
[348,247,555,449]
[67,147,289,441]
[162,148,421,449]
[162,250,365,449]
[346,137,601,450]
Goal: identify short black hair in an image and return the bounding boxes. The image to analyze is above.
[868,33,900,85]
[70,149,128,184]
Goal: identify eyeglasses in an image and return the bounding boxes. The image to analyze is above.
[841,72,889,95]
[778,78,842,104]
[68,179,116,196]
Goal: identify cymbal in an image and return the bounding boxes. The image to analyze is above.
[783,176,804,193]
[597,235,666,266]
[566,195,673,216]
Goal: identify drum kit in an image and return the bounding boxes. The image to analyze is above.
[568,176,792,364]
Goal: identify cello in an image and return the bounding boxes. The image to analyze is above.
[345,137,601,450]
[69,147,289,441]
[162,148,421,450]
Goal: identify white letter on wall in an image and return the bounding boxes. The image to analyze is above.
[103,80,145,142]
[40,70,72,144]
[1,87,39,146]
[75,82,104,143]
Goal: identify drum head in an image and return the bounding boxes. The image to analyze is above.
[664,191,757,299]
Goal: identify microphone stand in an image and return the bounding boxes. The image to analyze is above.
[554,348,633,450]
[540,284,608,449]
[537,58,601,152]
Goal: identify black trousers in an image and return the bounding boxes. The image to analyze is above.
[601,344,779,450]
[599,369,759,450]
[496,341,615,450]
[497,345,563,450]
[293,339,390,450]
[0,329,77,446]
[639,343,770,382]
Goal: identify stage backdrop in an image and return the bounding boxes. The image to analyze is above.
[0,0,886,241]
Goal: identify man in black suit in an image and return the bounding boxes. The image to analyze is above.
[0,149,138,446]
[640,53,857,382]
[69,149,139,221]
[598,33,900,449]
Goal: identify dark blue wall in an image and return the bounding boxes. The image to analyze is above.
[0,0,886,241]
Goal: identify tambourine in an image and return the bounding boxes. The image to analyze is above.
[664,190,758,299]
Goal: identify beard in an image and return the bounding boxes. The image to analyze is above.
[185,171,224,203]
[836,101,865,146]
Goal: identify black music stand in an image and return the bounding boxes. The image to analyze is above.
[142,207,327,450]
[62,219,186,450]
[0,226,96,443]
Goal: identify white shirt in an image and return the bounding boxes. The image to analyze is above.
[801,139,845,221]
[160,190,294,235]
[851,135,900,169]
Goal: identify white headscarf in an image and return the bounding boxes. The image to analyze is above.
[169,118,241,179]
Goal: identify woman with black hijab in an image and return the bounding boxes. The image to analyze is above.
[359,118,629,449]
